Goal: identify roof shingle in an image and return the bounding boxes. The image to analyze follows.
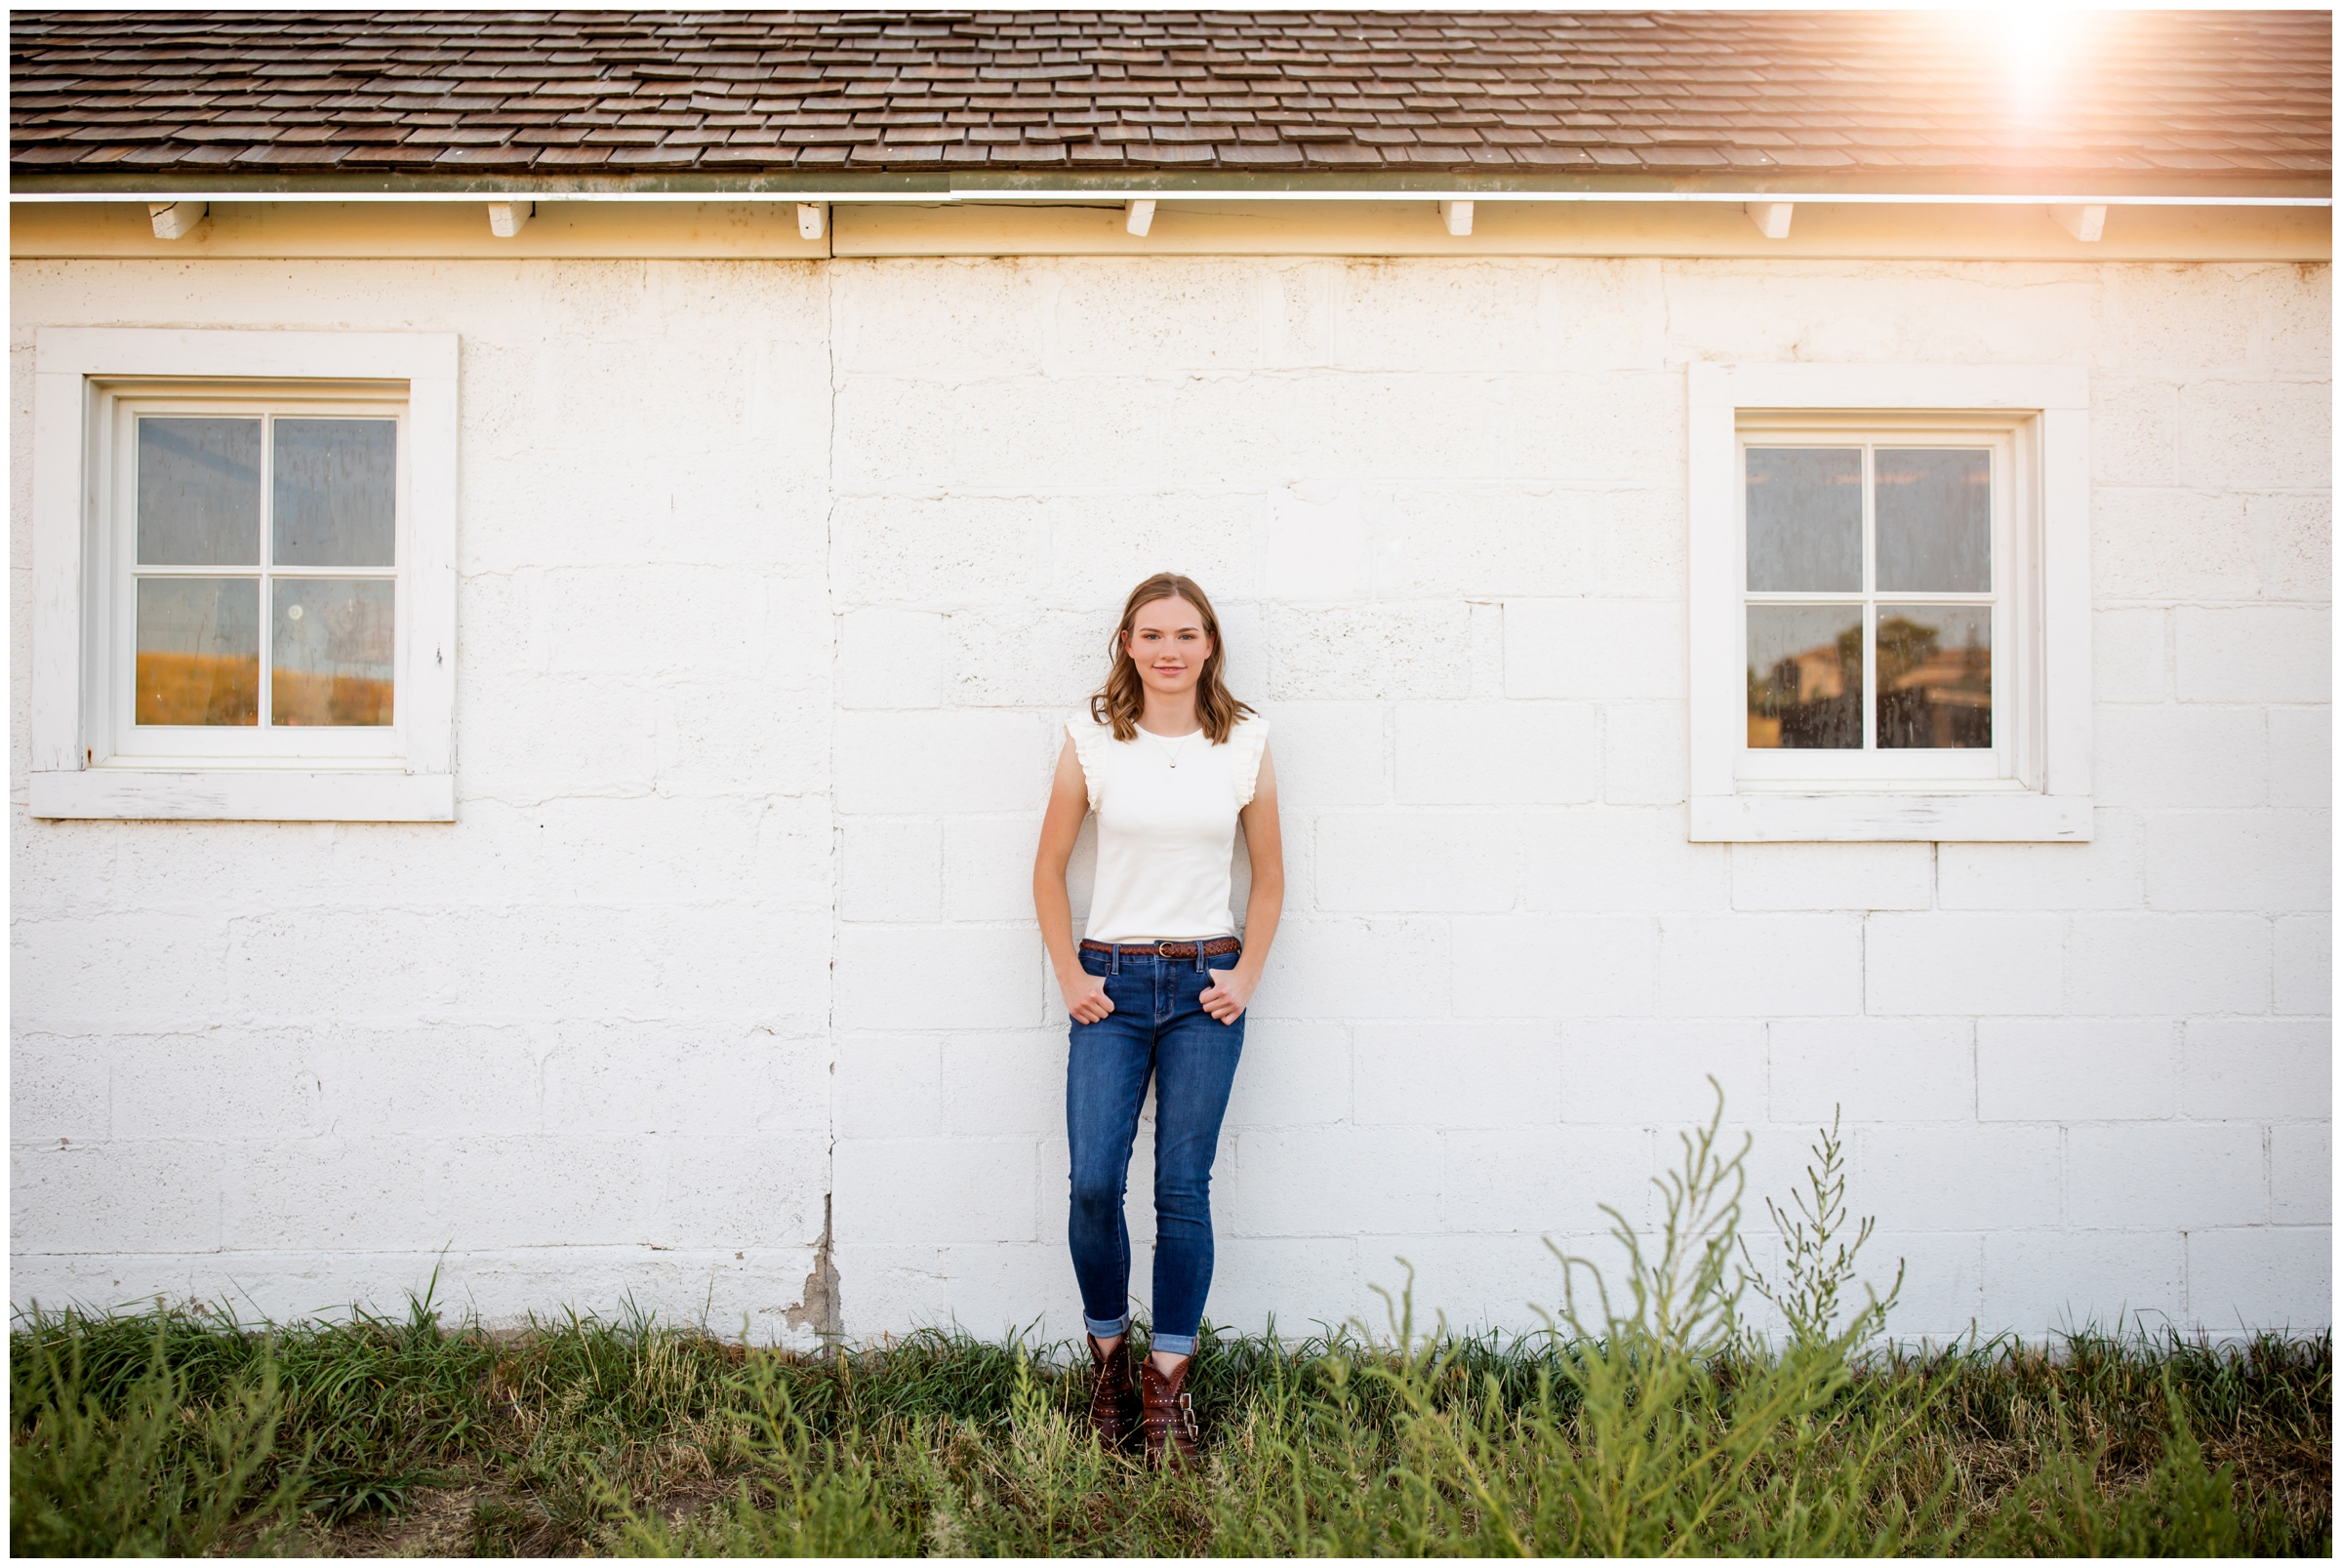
[10,9,2330,190]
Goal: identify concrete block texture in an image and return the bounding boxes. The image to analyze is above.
[1453,915,1659,1018]
[1976,1019,2179,1123]
[1854,1125,2062,1231]
[1601,702,1689,806]
[2179,1020,2334,1121]
[2273,916,2330,1017]
[1770,1018,1974,1124]
[838,611,947,709]
[2144,811,2330,912]
[841,819,944,923]
[1503,598,1684,703]
[2092,489,2257,600]
[834,1139,1041,1245]
[1982,1229,2186,1338]
[2067,915,2272,1016]
[1396,702,1601,805]
[2176,606,2333,704]
[2093,610,2167,704]
[1316,812,1524,912]
[1937,813,2146,911]
[2187,1227,2334,1334]
[1527,808,1730,912]
[1732,843,1934,912]
[2094,706,2267,809]
[2270,1122,2331,1225]
[10,1038,111,1145]
[1353,1020,1562,1127]
[1866,914,2068,1016]
[836,927,1047,1031]
[1658,915,1864,1017]
[1439,1126,1655,1234]
[9,254,2329,1344]
[2068,1123,2267,1228]
[1556,1020,1765,1124]
[2177,379,2333,491]
[1232,1127,1442,1236]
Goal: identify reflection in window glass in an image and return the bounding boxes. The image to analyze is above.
[1746,448,1862,592]
[1876,449,1990,592]
[138,418,261,566]
[1878,605,1991,748]
[1747,605,1863,749]
[274,419,396,567]
[136,577,259,725]
[272,579,394,727]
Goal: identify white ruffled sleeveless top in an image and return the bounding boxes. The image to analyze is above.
[1068,709,1271,944]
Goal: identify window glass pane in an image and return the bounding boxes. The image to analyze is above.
[272,580,394,726]
[1746,447,1862,592]
[273,418,396,567]
[1747,605,1863,749]
[136,578,259,725]
[1878,605,1992,748]
[1876,448,1990,592]
[138,418,260,566]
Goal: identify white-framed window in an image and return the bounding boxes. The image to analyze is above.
[1686,363,2091,842]
[32,329,457,822]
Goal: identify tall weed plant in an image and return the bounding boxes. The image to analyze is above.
[1211,1081,1946,1554]
[9,1310,302,1555]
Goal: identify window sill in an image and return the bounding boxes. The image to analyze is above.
[29,769,454,823]
[1687,791,2090,843]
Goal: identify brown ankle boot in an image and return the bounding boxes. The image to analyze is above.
[1087,1335,1141,1453]
[1138,1354,1201,1470]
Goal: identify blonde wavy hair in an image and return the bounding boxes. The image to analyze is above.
[1088,573,1254,744]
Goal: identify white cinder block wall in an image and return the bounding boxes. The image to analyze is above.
[11,253,2332,1345]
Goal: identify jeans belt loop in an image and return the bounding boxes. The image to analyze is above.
[1109,943,1121,977]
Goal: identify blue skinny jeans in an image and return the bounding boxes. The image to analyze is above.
[1065,941,1245,1357]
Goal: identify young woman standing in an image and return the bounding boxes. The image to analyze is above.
[1031,573,1283,1470]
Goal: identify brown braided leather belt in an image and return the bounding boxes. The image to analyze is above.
[1080,937,1240,959]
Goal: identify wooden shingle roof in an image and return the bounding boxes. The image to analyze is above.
[11,9,2332,195]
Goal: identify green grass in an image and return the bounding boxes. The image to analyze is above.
[11,1101,2330,1556]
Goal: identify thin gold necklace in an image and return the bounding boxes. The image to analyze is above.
[1140,726,1199,768]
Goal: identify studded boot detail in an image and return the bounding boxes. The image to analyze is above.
[1086,1335,1141,1453]
[1138,1354,1201,1470]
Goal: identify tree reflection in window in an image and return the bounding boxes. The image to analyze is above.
[1878,608,1990,748]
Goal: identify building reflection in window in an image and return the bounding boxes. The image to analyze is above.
[1746,605,1863,748]
[1878,606,1991,748]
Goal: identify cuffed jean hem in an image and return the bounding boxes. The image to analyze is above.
[1149,1331,1197,1356]
[1083,1313,1130,1340]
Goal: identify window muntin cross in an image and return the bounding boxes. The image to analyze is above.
[1742,439,1999,761]
[126,407,400,742]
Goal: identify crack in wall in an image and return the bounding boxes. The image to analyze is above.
[815,256,844,1349]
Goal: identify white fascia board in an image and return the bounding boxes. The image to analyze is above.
[10,188,2332,207]
[943,189,2332,207]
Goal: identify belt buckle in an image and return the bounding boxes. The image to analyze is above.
[1156,940,1176,958]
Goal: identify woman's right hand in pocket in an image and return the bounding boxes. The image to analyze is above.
[1062,971,1115,1025]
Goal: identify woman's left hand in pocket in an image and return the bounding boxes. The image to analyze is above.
[1199,968,1255,1025]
